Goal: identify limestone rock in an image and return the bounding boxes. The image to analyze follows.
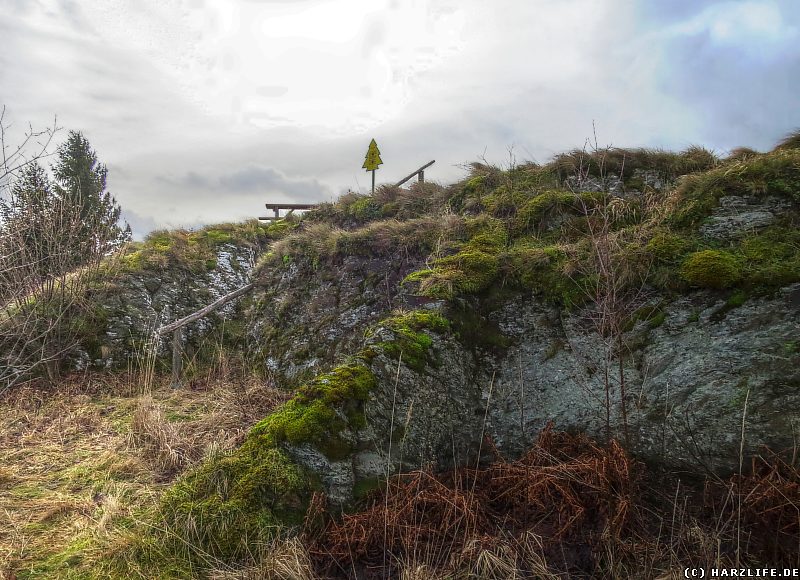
[699,196,789,241]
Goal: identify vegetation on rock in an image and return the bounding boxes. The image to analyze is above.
[3,130,800,578]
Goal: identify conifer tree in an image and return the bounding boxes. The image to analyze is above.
[52,130,130,263]
[0,162,60,279]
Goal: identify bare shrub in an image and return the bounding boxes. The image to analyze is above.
[0,110,122,390]
[309,424,635,578]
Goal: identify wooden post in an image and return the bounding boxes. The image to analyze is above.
[395,160,435,188]
[171,328,182,389]
[156,283,256,388]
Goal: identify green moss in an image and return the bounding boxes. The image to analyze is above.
[123,221,272,274]
[465,215,508,250]
[708,290,750,322]
[348,196,382,221]
[159,445,313,563]
[402,268,436,286]
[680,250,742,289]
[726,289,748,308]
[264,218,297,239]
[250,362,376,456]
[372,310,450,371]
[435,249,500,295]
[144,359,377,567]
[740,225,800,289]
[503,240,586,307]
[464,175,486,195]
[403,217,507,298]
[669,149,800,228]
[201,228,234,244]
[382,310,450,333]
[646,231,692,264]
[147,231,173,252]
[512,190,600,234]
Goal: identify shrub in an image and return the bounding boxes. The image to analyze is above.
[726,147,760,162]
[677,145,718,174]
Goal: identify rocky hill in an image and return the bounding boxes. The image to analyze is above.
[15,137,799,577]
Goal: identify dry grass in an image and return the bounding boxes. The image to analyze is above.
[0,371,286,577]
[207,538,315,580]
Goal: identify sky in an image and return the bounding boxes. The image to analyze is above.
[1,0,799,238]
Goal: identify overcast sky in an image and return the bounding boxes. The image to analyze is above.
[2,0,798,237]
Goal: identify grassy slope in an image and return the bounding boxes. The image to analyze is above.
[0,369,286,579]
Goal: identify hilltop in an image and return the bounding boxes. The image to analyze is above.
[1,135,799,578]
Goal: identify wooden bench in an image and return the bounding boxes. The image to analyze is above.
[259,203,317,221]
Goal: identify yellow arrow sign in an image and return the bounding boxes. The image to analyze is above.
[362,138,383,171]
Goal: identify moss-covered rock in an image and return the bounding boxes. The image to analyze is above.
[159,445,314,562]
[680,250,742,289]
[370,310,450,371]
[740,225,800,289]
[154,359,378,564]
[646,231,693,264]
[668,149,800,228]
[251,362,376,459]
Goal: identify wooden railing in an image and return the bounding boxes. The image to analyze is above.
[395,160,435,187]
[156,283,255,387]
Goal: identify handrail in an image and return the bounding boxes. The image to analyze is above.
[395,160,435,187]
[156,283,255,336]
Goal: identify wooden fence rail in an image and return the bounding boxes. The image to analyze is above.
[395,160,435,187]
[156,283,255,388]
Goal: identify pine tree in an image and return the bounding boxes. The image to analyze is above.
[52,131,130,262]
[0,162,61,279]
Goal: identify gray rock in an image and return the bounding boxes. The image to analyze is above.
[699,196,788,241]
[76,243,257,368]
[269,281,800,503]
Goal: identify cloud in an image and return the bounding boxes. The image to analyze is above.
[157,165,330,200]
[642,0,800,150]
[3,0,799,237]
[666,1,797,47]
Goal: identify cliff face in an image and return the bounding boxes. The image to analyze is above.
[230,148,800,500]
[486,287,800,472]
[240,251,799,508]
[71,223,269,371]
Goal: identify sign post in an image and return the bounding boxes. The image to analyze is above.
[362,138,383,194]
